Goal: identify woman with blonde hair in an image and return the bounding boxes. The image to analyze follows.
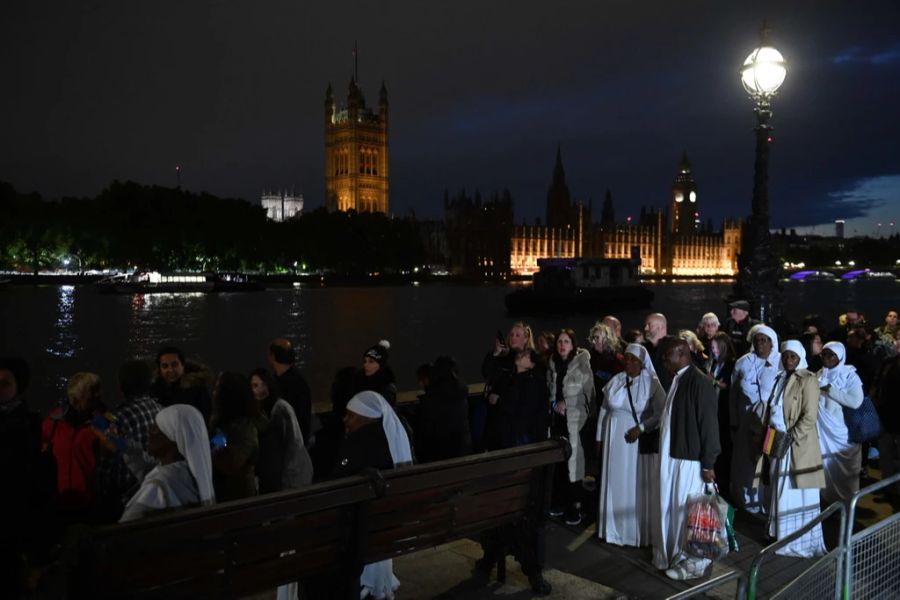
[678,330,708,369]
[42,372,104,513]
[589,323,624,387]
[480,322,536,451]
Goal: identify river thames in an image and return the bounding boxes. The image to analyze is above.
[1,280,896,412]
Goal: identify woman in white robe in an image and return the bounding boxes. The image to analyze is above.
[596,343,665,546]
[345,391,413,600]
[730,324,780,512]
[120,404,214,522]
[817,342,864,505]
[762,340,826,557]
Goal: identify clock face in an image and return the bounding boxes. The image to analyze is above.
[689,191,697,202]
[675,191,684,203]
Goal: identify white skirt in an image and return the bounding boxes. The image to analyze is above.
[598,410,658,547]
[818,405,861,505]
[767,447,826,558]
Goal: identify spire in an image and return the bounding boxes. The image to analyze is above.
[680,150,691,173]
[552,144,566,186]
[546,144,572,228]
[379,80,388,104]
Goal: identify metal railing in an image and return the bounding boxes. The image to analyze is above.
[844,472,900,600]
[665,570,746,600]
[746,501,846,600]
[666,473,900,599]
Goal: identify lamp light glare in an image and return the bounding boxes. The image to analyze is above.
[741,46,786,97]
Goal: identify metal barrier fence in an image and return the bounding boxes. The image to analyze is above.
[770,545,844,600]
[746,501,846,600]
[665,570,746,600]
[844,472,900,600]
[665,473,900,599]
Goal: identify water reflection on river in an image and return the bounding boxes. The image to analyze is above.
[1,280,896,413]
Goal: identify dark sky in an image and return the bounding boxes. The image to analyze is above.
[3,1,899,236]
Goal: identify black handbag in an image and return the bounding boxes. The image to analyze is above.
[626,379,659,455]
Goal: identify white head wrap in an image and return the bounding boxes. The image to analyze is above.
[155,404,215,505]
[346,391,413,466]
[819,341,859,389]
[751,325,779,354]
[746,323,764,343]
[603,343,660,413]
[779,340,808,371]
[624,343,656,377]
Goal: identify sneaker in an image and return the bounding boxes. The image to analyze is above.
[665,560,706,581]
[549,507,565,518]
[564,505,582,526]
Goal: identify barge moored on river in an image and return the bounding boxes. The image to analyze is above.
[505,254,653,314]
[95,271,265,294]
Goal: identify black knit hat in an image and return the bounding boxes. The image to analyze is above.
[363,340,391,366]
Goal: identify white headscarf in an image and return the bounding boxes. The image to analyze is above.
[346,391,413,466]
[156,404,215,505]
[746,323,765,343]
[818,341,859,389]
[779,340,808,371]
[752,325,779,354]
[625,343,657,377]
[603,344,659,411]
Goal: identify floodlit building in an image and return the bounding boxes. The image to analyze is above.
[324,77,389,214]
[261,191,304,222]
[509,151,742,277]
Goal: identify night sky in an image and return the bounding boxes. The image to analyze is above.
[2,1,898,236]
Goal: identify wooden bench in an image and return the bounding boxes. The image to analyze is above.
[73,439,567,599]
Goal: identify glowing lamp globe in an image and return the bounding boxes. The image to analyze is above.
[741,46,786,98]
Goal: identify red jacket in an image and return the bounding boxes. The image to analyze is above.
[41,406,98,510]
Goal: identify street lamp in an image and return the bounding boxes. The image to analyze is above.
[734,22,787,324]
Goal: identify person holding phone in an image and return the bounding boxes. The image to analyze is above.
[478,322,536,452]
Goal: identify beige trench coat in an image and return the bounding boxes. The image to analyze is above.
[754,368,826,489]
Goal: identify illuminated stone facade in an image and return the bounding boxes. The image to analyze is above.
[261,190,304,222]
[509,152,742,276]
[324,78,389,213]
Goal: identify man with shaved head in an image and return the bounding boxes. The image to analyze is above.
[268,338,312,444]
[601,315,622,340]
[643,313,672,390]
[654,337,721,581]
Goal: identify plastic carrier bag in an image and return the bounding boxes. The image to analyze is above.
[684,484,729,560]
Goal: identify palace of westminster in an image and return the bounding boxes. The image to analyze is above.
[315,74,742,278]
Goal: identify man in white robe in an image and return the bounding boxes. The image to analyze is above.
[654,338,721,581]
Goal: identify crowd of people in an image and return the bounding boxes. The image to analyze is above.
[2,302,899,597]
[474,302,900,583]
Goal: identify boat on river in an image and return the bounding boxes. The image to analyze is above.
[95,271,264,294]
[505,255,653,314]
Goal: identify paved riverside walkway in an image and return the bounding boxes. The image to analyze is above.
[391,479,889,600]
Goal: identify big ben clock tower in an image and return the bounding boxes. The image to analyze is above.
[671,151,699,234]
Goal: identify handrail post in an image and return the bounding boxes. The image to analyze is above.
[842,471,900,600]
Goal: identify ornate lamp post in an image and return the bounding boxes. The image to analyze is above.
[734,24,787,324]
